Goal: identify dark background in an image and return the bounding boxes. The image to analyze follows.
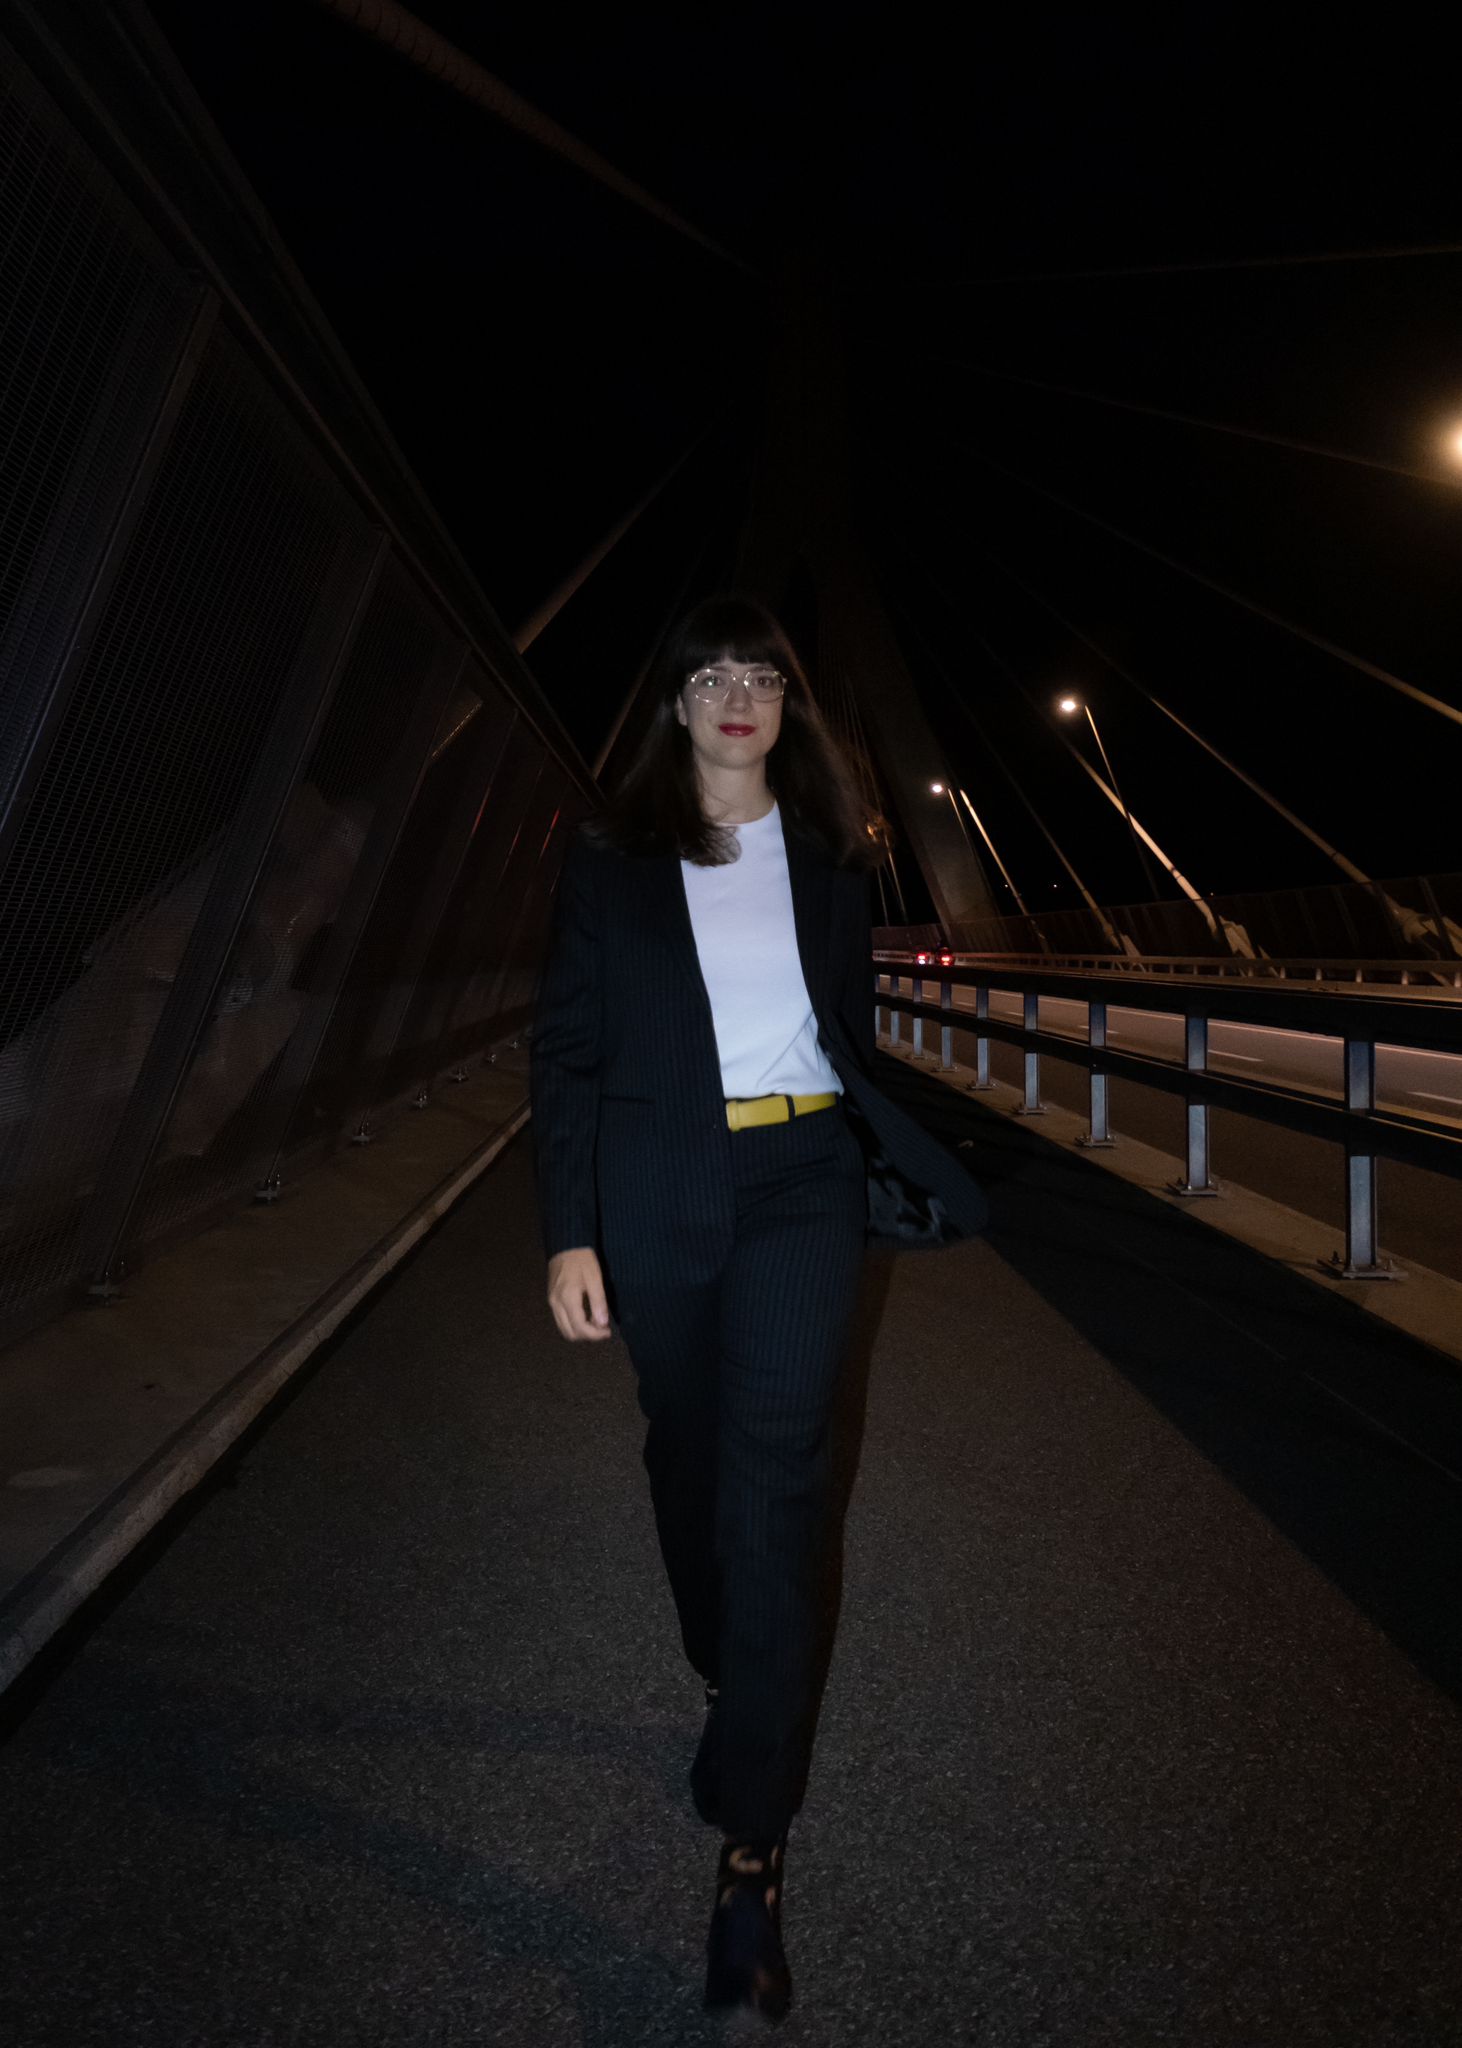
[147,0,1462,910]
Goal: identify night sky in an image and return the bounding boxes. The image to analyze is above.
[148,2,1462,911]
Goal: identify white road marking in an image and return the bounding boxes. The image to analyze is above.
[1212,1050,1262,1062]
[1409,1091,1462,1105]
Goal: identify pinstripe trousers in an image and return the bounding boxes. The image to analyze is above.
[609,1100,868,1842]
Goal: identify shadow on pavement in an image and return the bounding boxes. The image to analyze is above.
[869,1050,1462,1706]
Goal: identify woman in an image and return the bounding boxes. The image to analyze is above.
[529,594,986,2024]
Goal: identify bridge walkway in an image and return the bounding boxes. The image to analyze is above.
[3,1058,1460,2046]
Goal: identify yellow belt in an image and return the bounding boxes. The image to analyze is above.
[725,1091,840,1132]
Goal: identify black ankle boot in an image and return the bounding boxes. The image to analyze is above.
[703,1832,792,2023]
[690,1682,722,1827]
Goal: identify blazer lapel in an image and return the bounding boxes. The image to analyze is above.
[641,849,714,1017]
[781,813,833,1020]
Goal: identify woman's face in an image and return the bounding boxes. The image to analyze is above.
[674,653,784,773]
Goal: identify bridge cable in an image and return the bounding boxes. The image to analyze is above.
[895,532,1247,945]
[958,787,1032,916]
[974,542,1376,887]
[884,578,1125,949]
[924,239,1462,289]
[950,445,1462,732]
[816,603,911,922]
[951,594,1223,937]
[922,358,1453,490]
[946,544,1462,967]
[513,430,710,654]
[591,526,714,783]
[310,0,759,278]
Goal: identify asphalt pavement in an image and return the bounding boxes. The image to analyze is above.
[3,1059,1461,2046]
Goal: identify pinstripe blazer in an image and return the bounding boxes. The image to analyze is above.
[529,813,988,1287]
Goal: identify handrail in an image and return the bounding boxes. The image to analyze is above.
[875,950,1462,991]
[874,962,1462,1282]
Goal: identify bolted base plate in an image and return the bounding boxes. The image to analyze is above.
[1320,1251,1405,1282]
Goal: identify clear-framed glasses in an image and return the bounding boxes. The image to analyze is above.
[687,665,785,705]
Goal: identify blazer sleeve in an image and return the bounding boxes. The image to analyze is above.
[837,869,877,1074]
[529,828,603,1259]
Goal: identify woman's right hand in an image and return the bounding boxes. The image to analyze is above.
[546,1246,613,1341]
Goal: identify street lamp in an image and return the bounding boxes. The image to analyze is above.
[1057,691,1160,900]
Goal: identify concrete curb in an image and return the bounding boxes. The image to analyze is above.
[0,1103,528,1695]
[887,1042,1462,1371]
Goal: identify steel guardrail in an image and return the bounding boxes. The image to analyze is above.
[873,963,1462,1281]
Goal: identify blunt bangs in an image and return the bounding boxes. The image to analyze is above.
[666,596,792,691]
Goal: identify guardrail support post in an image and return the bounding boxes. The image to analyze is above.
[889,974,901,1047]
[1014,990,1046,1116]
[939,978,954,1069]
[911,975,924,1058]
[1324,1038,1403,1280]
[966,985,995,1092]
[1077,999,1116,1148]
[1169,1011,1219,1195]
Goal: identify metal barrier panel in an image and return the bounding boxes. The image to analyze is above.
[126,552,465,1248]
[381,729,551,1089]
[0,20,597,1349]
[885,871,1462,973]
[337,669,521,1120]
[292,719,547,1134]
[0,315,372,1330]
[433,762,565,1062]
[472,777,580,1041]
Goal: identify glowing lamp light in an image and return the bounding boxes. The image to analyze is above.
[1057,695,1080,715]
[930,780,945,794]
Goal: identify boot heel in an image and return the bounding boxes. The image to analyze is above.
[703,1835,791,2024]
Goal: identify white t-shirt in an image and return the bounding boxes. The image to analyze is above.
[679,800,844,1101]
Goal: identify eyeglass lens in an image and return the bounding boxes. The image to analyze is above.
[690,668,783,697]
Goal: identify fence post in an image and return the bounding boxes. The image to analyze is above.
[939,978,954,1070]
[966,985,995,1092]
[1324,1038,1402,1279]
[1077,998,1116,1147]
[1014,989,1045,1116]
[1168,1010,1219,1195]
[889,973,901,1047]
[911,974,924,1058]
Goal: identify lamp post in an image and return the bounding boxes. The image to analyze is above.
[1057,693,1160,900]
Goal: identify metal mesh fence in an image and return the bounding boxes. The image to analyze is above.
[435,766,568,1058]
[131,554,464,1246]
[304,668,519,1132]
[377,724,549,1099]
[0,31,594,1345]
[0,36,197,819]
[0,321,375,1318]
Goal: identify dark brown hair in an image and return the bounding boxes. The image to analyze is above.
[585,593,889,871]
